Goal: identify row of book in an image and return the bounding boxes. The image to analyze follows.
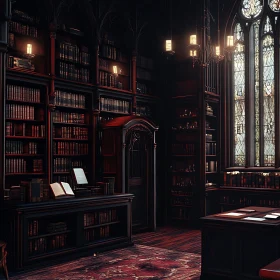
[9,179,49,203]
[7,84,41,103]
[84,209,117,227]
[58,42,90,65]
[53,126,88,139]
[53,158,84,173]
[58,62,90,83]
[172,176,195,187]
[53,111,86,124]
[172,143,195,155]
[49,234,68,250]
[206,161,217,172]
[99,45,127,62]
[6,104,37,120]
[5,158,43,173]
[6,141,40,155]
[100,97,130,114]
[137,55,154,70]
[53,142,88,155]
[220,195,280,208]
[28,219,38,237]
[206,142,216,155]
[99,70,119,88]
[84,225,111,242]
[54,90,86,108]
[28,238,47,256]
[99,58,110,70]
[137,68,152,81]
[171,197,192,206]
[6,123,45,137]
[9,21,38,37]
[223,171,280,189]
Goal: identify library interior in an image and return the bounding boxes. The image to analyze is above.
[1,0,280,279]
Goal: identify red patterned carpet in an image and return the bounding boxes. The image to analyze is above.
[10,244,201,280]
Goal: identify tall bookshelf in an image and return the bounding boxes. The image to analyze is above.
[170,95,200,223]
[52,85,92,184]
[5,80,47,192]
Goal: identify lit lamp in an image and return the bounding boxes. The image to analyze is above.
[224,35,235,60]
[165,39,175,55]
[25,43,35,58]
[190,34,197,45]
[215,45,224,62]
[113,65,118,76]
[188,34,200,67]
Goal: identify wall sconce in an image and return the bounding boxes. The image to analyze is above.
[113,65,118,76]
[165,39,175,55]
[25,43,35,59]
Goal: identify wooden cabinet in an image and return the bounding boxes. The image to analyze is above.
[101,116,158,232]
[3,194,133,270]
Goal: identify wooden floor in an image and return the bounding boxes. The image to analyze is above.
[132,226,201,255]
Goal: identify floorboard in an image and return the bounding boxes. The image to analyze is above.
[132,226,201,254]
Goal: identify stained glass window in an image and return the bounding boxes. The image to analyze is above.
[241,0,263,19]
[233,24,245,166]
[232,2,277,167]
[269,0,280,11]
[262,17,274,166]
[253,21,260,166]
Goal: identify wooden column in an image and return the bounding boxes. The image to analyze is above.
[48,25,56,184]
[131,50,137,114]
[0,0,10,239]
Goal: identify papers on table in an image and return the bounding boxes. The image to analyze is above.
[243,217,266,221]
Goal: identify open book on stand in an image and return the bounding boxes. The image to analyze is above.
[50,182,75,199]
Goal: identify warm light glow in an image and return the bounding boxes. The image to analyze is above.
[227,36,234,47]
[27,44,32,55]
[166,40,172,51]
[190,35,197,45]
[216,46,220,56]
[113,65,118,74]
[190,50,197,57]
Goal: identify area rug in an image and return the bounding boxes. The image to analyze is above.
[10,244,201,280]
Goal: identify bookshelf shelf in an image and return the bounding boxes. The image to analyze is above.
[84,220,120,230]
[28,230,72,240]
[5,154,44,157]
[6,173,45,176]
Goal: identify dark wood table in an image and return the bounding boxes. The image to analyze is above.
[200,206,280,280]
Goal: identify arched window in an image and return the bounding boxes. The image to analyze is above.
[231,0,278,167]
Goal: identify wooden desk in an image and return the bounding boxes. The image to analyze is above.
[200,206,280,280]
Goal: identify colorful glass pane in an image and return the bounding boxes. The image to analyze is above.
[241,0,263,19]
[269,0,280,11]
[254,21,260,166]
[233,25,246,166]
[262,18,275,166]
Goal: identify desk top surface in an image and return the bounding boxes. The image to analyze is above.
[201,206,280,226]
